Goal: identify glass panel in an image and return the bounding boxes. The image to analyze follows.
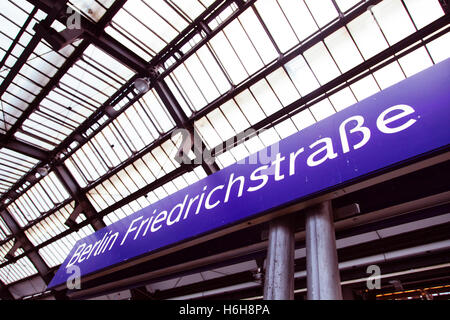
[0,241,38,285]
[7,172,70,227]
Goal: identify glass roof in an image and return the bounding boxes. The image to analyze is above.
[17,44,135,150]
[0,0,448,290]
[0,3,78,134]
[0,240,38,285]
[0,147,40,197]
[106,0,215,61]
[7,171,70,228]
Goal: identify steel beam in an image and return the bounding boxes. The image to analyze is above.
[0,210,51,283]
[0,1,67,102]
[153,80,220,175]
[53,164,105,231]
[0,134,47,161]
[439,0,449,14]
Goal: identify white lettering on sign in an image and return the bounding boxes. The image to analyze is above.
[65,104,417,269]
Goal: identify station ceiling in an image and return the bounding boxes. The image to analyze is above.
[0,0,448,298]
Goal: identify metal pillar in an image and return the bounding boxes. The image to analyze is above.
[305,201,342,300]
[263,216,295,300]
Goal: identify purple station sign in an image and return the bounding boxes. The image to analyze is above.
[48,58,450,290]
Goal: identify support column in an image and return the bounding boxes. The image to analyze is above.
[305,201,342,300]
[263,216,295,300]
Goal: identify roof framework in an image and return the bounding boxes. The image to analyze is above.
[0,0,448,298]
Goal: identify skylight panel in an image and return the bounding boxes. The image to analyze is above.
[403,0,445,29]
[106,0,212,61]
[234,90,266,125]
[309,98,336,121]
[425,32,450,63]
[64,88,174,187]
[208,31,248,84]
[350,75,381,101]
[325,27,364,73]
[171,63,209,111]
[373,61,406,90]
[304,41,341,85]
[290,108,316,131]
[257,127,281,147]
[105,25,153,61]
[335,0,361,12]
[196,45,231,95]
[398,46,433,77]
[254,0,299,53]
[240,134,264,156]
[0,2,28,40]
[168,43,232,113]
[328,87,357,112]
[14,131,55,150]
[285,55,320,96]
[169,0,208,21]
[86,140,182,212]
[235,7,278,65]
[277,0,319,42]
[371,0,415,45]
[229,143,251,163]
[24,202,76,246]
[141,90,175,133]
[265,68,301,107]
[274,119,298,139]
[144,0,188,32]
[195,116,224,150]
[347,11,389,60]
[0,242,38,284]
[0,216,11,241]
[222,18,265,76]
[0,148,40,196]
[249,78,283,116]
[7,172,69,227]
[219,100,251,134]
[187,59,221,106]
[205,108,236,143]
[304,0,339,28]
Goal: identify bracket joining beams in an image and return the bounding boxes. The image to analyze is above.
[153,80,220,175]
[53,165,106,231]
[0,210,51,283]
[4,239,22,261]
[29,0,149,74]
[64,202,86,229]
